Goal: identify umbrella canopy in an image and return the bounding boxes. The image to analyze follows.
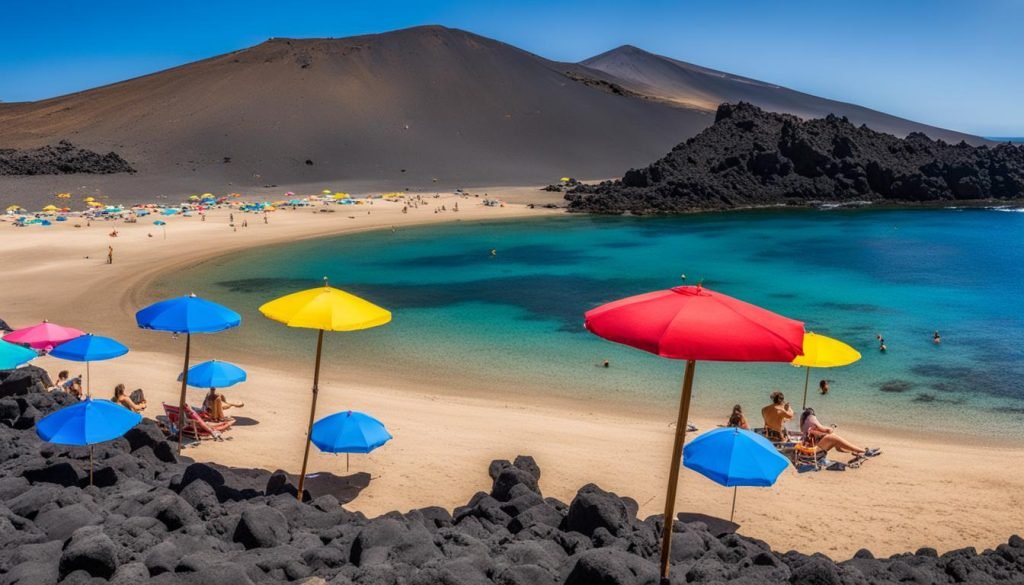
[259,283,391,332]
[683,428,789,487]
[36,398,143,485]
[0,340,37,369]
[136,295,241,334]
[50,334,129,362]
[3,321,84,350]
[792,332,860,409]
[41,205,59,212]
[36,398,143,445]
[311,410,392,454]
[178,360,247,388]
[154,220,166,226]
[585,285,804,361]
[792,332,860,368]
[684,427,789,522]
[584,284,803,581]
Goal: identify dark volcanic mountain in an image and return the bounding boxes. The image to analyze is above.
[582,45,984,146]
[0,26,988,204]
[566,103,1024,214]
[0,26,709,199]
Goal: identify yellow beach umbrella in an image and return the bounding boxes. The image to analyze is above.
[6,205,24,212]
[259,278,391,498]
[792,332,861,409]
[84,197,95,202]
[41,204,59,212]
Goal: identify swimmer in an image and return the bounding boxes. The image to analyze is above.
[933,331,941,344]
[876,334,887,352]
[602,359,610,368]
[819,379,830,395]
[490,248,497,257]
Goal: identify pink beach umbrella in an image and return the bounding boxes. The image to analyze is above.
[3,321,84,351]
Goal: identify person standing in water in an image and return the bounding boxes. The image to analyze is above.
[933,331,942,344]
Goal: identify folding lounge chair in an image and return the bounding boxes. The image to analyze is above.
[162,403,235,441]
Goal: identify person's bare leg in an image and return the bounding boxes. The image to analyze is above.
[817,434,865,455]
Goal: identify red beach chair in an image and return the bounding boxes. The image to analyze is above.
[162,403,235,442]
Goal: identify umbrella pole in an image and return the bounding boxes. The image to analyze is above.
[730,487,737,523]
[89,445,94,486]
[86,361,91,398]
[802,367,812,411]
[347,453,350,473]
[297,329,324,500]
[177,334,191,455]
[658,359,696,584]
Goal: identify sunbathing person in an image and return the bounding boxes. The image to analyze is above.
[800,408,879,458]
[727,404,749,429]
[113,383,146,412]
[760,391,793,442]
[66,377,83,399]
[203,387,244,422]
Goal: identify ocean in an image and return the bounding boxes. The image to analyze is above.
[158,208,1024,437]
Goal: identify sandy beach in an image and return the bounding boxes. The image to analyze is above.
[2,189,1022,560]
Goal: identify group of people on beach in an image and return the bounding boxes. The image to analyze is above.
[47,369,243,422]
[728,390,880,459]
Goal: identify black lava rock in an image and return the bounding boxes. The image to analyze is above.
[567,102,1024,213]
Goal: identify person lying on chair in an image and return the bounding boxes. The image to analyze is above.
[113,383,146,412]
[800,408,879,458]
[203,387,244,422]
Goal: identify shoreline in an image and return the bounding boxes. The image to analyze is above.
[3,190,1023,558]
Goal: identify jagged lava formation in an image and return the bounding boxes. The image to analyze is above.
[0,141,134,176]
[1,366,1023,584]
[566,103,1024,214]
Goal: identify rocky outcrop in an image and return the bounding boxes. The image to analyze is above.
[0,386,1022,583]
[567,102,1024,213]
[0,140,134,175]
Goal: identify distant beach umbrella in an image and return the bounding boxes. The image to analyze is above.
[3,320,84,351]
[36,398,142,485]
[178,359,246,389]
[584,285,804,581]
[153,219,167,239]
[311,410,392,472]
[50,333,129,397]
[259,278,391,498]
[41,205,59,212]
[683,427,789,522]
[792,332,861,410]
[0,339,38,369]
[136,295,241,452]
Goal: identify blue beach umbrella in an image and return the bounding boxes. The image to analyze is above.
[311,410,392,471]
[683,427,789,522]
[36,398,143,485]
[153,219,167,239]
[0,340,37,369]
[50,334,129,397]
[177,360,246,388]
[136,294,241,451]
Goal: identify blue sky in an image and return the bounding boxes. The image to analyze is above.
[1,0,1021,136]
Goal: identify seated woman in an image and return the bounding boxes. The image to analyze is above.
[50,370,70,392]
[113,383,146,412]
[727,404,749,429]
[202,388,244,422]
[800,408,879,458]
[66,377,83,399]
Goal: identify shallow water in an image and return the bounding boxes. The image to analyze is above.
[159,208,1024,437]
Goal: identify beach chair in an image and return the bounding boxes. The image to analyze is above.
[162,403,235,442]
[793,441,828,471]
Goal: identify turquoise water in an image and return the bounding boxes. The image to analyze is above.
[162,208,1024,436]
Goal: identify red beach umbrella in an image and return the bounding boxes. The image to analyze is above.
[3,320,84,351]
[584,284,803,582]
